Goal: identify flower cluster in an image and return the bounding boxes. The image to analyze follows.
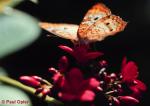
[20,44,146,106]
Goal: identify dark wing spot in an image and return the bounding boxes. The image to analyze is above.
[110,29,113,31]
[105,23,113,31]
[106,23,110,25]
[64,27,67,30]
[94,17,99,20]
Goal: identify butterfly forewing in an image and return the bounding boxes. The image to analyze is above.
[39,22,79,41]
[78,3,111,39]
[82,15,127,42]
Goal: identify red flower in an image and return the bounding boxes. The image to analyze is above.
[48,67,64,88]
[129,80,147,98]
[35,85,51,96]
[58,56,69,73]
[48,56,69,86]
[49,56,69,74]
[57,68,100,101]
[59,44,103,64]
[121,57,147,97]
[121,57,138,83]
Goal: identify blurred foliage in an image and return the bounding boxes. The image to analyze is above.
[0,67,8,84]
[0,0,41,58]
[0,85,32,106]
[0,0,40,105]
[0,67,8,77]
[30,0,38,4]
[0,0,38,12]
[0,9,41,58]
[0,0,23,12]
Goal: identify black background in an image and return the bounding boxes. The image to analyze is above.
[1,0,150,106]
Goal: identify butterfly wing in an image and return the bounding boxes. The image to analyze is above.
[39,22,79,41]
[78,3,127,42]
[81,15,127,42]
[78,3,111,39]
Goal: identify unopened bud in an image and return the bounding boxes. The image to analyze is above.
[113,97,120,106]
[20,76,40,87]
[119,96,139,105]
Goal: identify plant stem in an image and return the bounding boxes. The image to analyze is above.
[0,76,63,105]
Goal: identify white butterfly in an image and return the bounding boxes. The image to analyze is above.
[39,3,127,43]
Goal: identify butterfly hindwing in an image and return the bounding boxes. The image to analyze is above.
[78,3,111,39]
[81,15,127,42]
[39,22,79,41]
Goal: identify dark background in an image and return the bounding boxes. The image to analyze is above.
[1,0,150,106]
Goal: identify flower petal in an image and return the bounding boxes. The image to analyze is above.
[52,73,62,82]
[85,52,103,60]
[41,88,50,95]
[58,45,74,55]
[53,74,65,88]
[131,80,147,92]
[121,61,138,82]
[80,90,95,101]
[67,68,83,88]
[122,57,127,68]
[119,96,139,105]
[58,92,76,101]
[129,86,141,98]
[58,56,69,73]
[113,97,121,106]
[82,78,100,89]
[31,76,42,81]
[48,67,58,74]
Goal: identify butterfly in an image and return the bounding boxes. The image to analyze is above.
[39,3,127,43]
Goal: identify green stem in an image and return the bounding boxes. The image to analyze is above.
[0,76,63,105]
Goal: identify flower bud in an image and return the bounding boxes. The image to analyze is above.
[35,88,43,94]
[48,67,58,74]
[20,76,41,87]
[99,60,107,67]
[31,76,42,81]
[110,73,117,79]
[41,88,50,95]
[58,45,73,55]
[119,96,139,105]
[113,97,120,106]
[58,56,69,73]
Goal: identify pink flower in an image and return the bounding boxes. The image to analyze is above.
[121,57,138,83]
[48,67,64,88]
[121,57,147,97]
[129,80,147,98]
[35,85,51,96]
[58,44,103,64]
[48,56,69,86]
[58,56,69,73]
[57,68,100,101]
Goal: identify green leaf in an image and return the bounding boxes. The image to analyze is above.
[0,9,41,58]
[30,0,39,4]
[0,85,32,106]
[0,67,8,84]
[0,67,8,76]
[0,0,23,12]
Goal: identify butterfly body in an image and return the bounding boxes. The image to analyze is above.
[40,3,127,43]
